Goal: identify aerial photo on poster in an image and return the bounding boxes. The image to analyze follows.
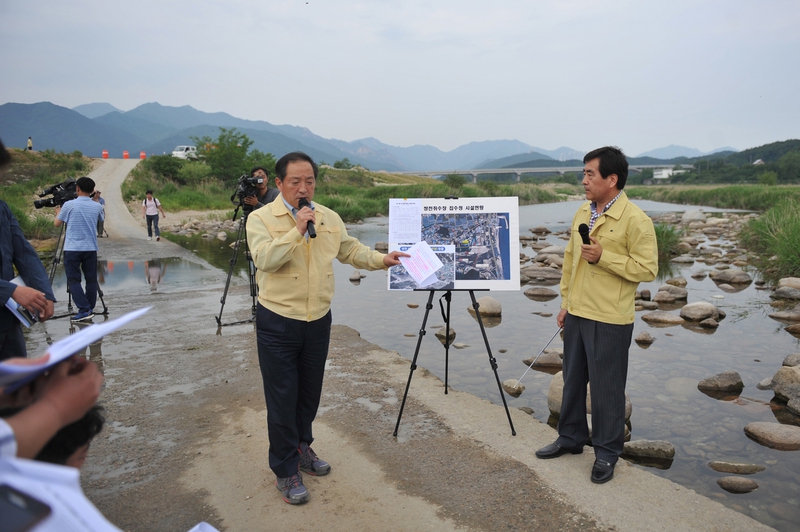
[388,197,520,291]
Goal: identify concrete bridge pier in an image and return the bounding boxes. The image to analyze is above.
[471,172,478,184]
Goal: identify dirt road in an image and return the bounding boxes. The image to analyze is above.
[43,158,773,531]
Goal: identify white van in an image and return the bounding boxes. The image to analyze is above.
[171,145,198,159]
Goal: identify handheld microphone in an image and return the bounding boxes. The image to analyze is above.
[578,223,594,264]
[578,223,591,245]
[298,198,316,238]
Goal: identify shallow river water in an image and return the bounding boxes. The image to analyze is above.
[48,199,800,530]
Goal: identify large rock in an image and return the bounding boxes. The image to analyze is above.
[537,245,565,257]
[547,371,632,421]
[641,311,684,325]
[770,366,800,403]
[771,286,800,301]
[768,304,800,322]
[374,241,389,253]
[502,379,524,397]
[783,354,800,367]
[680,301,720,322]
[652,291,676,303]
[778,277,800,290]
[658,284,689,299]
[717,477,758,494]
[622,440,675,459]
[523,348,562,368]
[666,277,687,287]
[467,296,502,317]
[697,371,744,392]
[635,332,655,345]
[707,461,765,475]
[434,327,456,345]
[682,210,707,223]
[744,422,800,450]
[520,264,563,281]
[523,287,559,301]
[709,269,752,284]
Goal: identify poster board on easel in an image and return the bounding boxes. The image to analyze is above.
[387,197,520,291]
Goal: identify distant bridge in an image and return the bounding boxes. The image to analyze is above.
[400,164,693,183]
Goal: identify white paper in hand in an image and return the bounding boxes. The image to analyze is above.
[0,307,151,392]
[398,241,444,289]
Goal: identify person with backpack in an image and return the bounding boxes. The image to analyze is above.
[141,191,166,241]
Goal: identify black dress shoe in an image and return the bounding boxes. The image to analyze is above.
[591,459,615,484]
[535,442,584,459]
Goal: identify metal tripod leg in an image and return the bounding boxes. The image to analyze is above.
[393,290,436,437]
[439,291,452,394]
[216,209,258,327]
[469,290,516,436]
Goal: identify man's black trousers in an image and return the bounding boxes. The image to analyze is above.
[256,304,331,478]
[555,313,633,464]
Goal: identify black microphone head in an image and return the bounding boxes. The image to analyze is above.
[298,197,310,208]
[578,223,591,245]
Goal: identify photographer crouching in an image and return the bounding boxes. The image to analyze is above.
[242,167,279,211]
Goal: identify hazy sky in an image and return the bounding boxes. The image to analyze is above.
[1,1,798,155]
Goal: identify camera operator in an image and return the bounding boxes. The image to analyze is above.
[54,177,105,323]
[243,167,279,210]
[92,190,106,238]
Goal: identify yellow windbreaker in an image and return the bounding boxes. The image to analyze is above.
[560,192,658,325]
[246,196,386,322]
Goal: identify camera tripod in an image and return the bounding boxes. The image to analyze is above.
[215,203,258,327]
[48,222,109,320]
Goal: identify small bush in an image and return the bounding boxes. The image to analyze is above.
[653,224,682,262]
[150,155,185,179]
[177,161,212,185]
[758,171,778,186]
[443,174,466,188]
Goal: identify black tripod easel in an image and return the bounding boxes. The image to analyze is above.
[393,289,516,437]
[48,223,109,320]
[215,203,258,327]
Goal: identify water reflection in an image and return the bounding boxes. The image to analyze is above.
[145,260,168,292]
[69,318,106,373]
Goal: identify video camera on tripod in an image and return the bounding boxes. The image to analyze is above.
[232,174,264,209]
[34,178,78,209]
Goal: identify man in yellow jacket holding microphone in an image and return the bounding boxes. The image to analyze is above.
[535,146,658,484]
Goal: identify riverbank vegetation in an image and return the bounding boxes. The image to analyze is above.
[740,198,800,278]
[626,184,800,211]
[0,149,90,239]
[654,224,682,262]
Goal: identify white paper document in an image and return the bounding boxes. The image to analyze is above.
[4,277,38,327]
[389,199,422,243]
[0,307,151,392]
[398,241,444,288]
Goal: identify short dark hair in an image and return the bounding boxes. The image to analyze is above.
[145,190,153,195]
[583,146,628,190]
[275,152,318,182]
[76,176,96,194]
[250,166,269,178]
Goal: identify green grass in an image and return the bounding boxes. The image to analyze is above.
[653,224,682,262]
[740,198,800,278]
[0,149,90,239]
[626,184,800,212]
[121,161,235,212]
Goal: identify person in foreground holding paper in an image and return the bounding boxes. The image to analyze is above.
[534,147,657,484]
[247,152,408,505]
[1,199,57,361]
